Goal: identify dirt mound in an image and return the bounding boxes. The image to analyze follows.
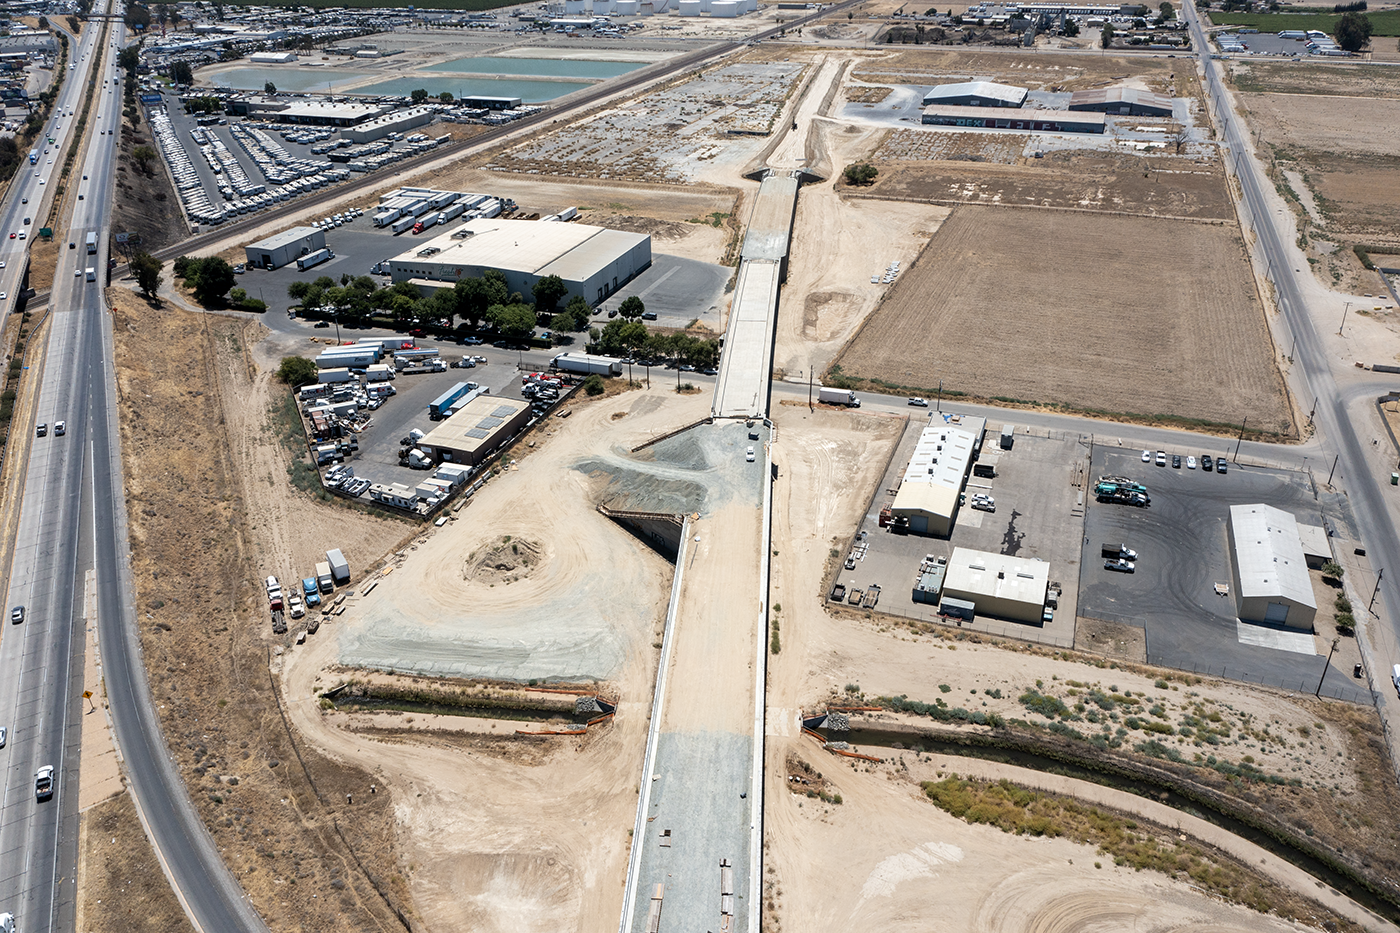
[468,536,544,585]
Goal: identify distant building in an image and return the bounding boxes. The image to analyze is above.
[224,95,390,126]
[1068,85,1173,117]
[339,106,434,143]
[460,95,522,111]
[922,80,1027,108]
[941,547,1050,623]
[249,51,297,64]
[889,414,986,536]
[923,106,1106,134]
[1227,504,1317,631]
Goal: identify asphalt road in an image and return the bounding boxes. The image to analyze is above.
[1184,7,1400,714]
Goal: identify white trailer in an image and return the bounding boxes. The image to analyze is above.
[557,206,579,221]
[818,386,860,407]
[296,248,334,271]
[364,364,395,382]
[317,350,378,369]
[552,352,622,377]
[318,367,354,384]
[373,208,402,227]
[390,216,416,235]
[441,202,466,222]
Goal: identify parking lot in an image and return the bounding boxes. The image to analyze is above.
[830,413,1088,647]
[240,217,730,332]
[1078,446,1367,702]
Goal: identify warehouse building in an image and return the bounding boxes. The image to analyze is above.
[390,218,652,307]
[941,547,1050,624]
[416,395,532,466]
[461,95,522,110]
[923,106,1106,134]
[1068,85,1173,117]
[890,413,987,536]
[340,106,434,143]
[245,225,326,270]
[225,95,390,126]
[922,80,1027,108]
[1227,504,1317,631]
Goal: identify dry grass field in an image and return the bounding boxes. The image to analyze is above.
[855,149,1234,219]
[850,49,1195,97]
[831,206,1293,433]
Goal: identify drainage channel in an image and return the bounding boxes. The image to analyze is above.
[819,727,1400,924]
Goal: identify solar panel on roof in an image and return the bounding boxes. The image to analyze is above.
[491,404,517,417]
[477,416,503,429]
[464,427,491,439]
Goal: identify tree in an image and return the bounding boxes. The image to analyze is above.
[564,293,591,330]
[453,270,507,330]
[1100,21,1115,47]
[37,15,49,29]
[131,251,163,299]
[438,91,454,103]
[117,46,140,73]
[287,280,313,303]
[1334,12,1372,51]
[126,4,151,29]
[582,374,605,396]
[618,295,646,320]
[170,60,193,85]
[532,274,568,314]
[264,80,277,95]
[842,162,878,186]
[410,88,429,104]
[486,302,536,339]
[183,256,235,305]
[1321,560,1346,582]
[1062,16,1080,35]
[276,356,318,387]
[131,145,155,173]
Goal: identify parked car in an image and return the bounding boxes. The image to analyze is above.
[1104,558,1136,573]
[1201,454,1214,472]
[1141,449,1151,462]
[1216,458,1228,474]
[1172,454,1181,469]
[1186,456,1197,470]
[1155,451,1167,467]
[746,446,756,462]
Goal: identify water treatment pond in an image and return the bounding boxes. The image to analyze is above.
[356,75,591,101]
[425,56,646,79]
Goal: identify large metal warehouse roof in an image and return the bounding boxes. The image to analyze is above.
[922,80,1028,107]
[392,218,648,277]
[943,547,1049,609]
[891,414,987,524]
[1067,86,1174,116]
[1228,504,1315,608]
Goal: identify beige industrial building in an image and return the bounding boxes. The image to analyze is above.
[889,414,986,536]
[1227,504,1317,630]
[416,395,531,466]
[941,547,1050,624]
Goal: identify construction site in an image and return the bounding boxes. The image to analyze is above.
[74,18,1400,933]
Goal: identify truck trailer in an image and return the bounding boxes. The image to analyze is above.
[373,208,402,227]
[552,353,621,377]
[390,216,416,235]
[317,350,378,369]
[326,549,351,586]
[296,248,334,271]
[318,367,354,384]
[818,386,860,408]
[429,381,475,419]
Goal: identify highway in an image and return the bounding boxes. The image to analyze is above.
[0,6,267,933]
[1183,9,1400,722]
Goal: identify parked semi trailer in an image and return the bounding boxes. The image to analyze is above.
[552,353,621,377]
[296,248,334,271]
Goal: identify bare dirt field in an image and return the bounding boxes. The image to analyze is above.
[762,405,1400,933]
[279,384,714,933]
[848,48,1195,97]
[830,205,1293,433]
[100,284,418,933]
[78,793,194,933]
[855,149,1234,219]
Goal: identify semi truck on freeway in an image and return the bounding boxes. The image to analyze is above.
[818,386,861,407]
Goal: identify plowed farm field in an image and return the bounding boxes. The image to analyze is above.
[832,206,1293,433]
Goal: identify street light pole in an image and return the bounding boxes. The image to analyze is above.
[1314,637,1340,698]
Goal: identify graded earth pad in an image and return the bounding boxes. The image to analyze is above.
[831,205,1292,432]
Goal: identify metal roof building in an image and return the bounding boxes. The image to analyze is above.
[416,395,532,466]
[245,225,326,270]
[389,218,651,308]
[890,413,986,536]
[340,106,435,143]
[942,547,1049,623]
[921,80,1027,108]
[1227,504,1317,630]
[923,106,1106,134]
[1068,86,1174,117]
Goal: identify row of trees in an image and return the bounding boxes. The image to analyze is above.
[587,319,720,368]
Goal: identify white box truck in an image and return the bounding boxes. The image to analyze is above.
[818,386,860,407]
[85,267,96,281]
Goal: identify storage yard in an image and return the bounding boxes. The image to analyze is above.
[832,206,1292,432]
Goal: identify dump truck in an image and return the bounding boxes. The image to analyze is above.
[818,386,860,408]
[1100,543,1138,561]
[326,549,350,585]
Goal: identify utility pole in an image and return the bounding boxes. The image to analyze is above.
[1314,637,1340,698]
[1233,416,1247,461]
[1326,454,1339,486]
[1339,301,1351,335]
[808,369,813,411]
[936,378,943,412]
[1370,568,1384,614]
[1308,395,1317,424]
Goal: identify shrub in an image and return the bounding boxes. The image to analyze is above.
[582,374,605,396]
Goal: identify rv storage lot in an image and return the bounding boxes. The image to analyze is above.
[833,206,1292,432]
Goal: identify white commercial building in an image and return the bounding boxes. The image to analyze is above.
[245,225,325,269]
[921,80,1028,108]
[942,547,1050,624]
[390,217,651,307]
[1227,504,1317,630]
[890,414,987,536]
